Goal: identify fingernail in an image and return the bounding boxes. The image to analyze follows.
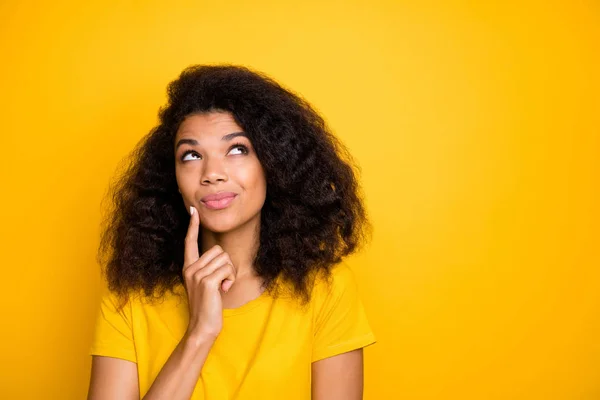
[190,206,195,215]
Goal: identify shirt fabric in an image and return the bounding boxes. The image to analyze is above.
[89,262,377,399]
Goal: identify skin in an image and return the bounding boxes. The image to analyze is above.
[175,111,268,309]
[87,112,364,399]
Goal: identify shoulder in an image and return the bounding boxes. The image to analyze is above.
[314,261,357,290]
[97,285,152,318]
[309,260,376,362]
[96,287,133,321]
[310,261,361,308]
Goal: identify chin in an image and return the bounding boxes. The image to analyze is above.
[200,221,235,234]
[205,225,238,234]
[201,212,260,234]
[200,216,244,233]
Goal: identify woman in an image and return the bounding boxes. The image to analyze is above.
[87,64,376,400]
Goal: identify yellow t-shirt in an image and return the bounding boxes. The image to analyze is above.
[89,262,376,399]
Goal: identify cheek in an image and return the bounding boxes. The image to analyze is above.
[247,165,266,192]
[175,169,196,198]
[236,161,263,186]
[238,164,267,202]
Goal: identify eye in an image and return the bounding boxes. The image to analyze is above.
[181,150,201,162]
[229,143,249,155]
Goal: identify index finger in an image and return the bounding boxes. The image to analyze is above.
[184,206,200,267]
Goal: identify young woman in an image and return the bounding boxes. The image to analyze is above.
[87,65,376,400]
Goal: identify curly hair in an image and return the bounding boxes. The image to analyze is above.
[98,64,372,310]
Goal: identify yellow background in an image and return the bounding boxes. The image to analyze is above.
[0,1,598,398]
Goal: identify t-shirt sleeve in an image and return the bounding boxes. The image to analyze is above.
[89,287,138,363]
[311,262,377,362]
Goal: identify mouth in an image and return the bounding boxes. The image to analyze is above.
[200,193,238,210]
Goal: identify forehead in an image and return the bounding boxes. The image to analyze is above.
[175,112,244,139]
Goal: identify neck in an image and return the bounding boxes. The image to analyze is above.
[200,215,261,279]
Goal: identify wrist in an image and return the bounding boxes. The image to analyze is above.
[184,329,219,348]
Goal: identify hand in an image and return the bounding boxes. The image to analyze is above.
[182,206,237,339]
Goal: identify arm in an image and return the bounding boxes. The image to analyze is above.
[310,263,375,400]
[311,348,364,400]
[142,331,216,399]
[88,209,236,400]
[87,356,139,400]
[87,331,216,400]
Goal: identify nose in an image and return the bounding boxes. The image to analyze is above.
[201,156,228,184]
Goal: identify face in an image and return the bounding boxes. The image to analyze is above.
[174,111,267,233]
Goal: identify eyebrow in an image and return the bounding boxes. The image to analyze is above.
[175,132,249,150]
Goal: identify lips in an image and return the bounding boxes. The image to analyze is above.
[200,192,238,210]
[201,192,237,202]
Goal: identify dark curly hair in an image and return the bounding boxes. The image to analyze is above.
[98,64,372,310]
